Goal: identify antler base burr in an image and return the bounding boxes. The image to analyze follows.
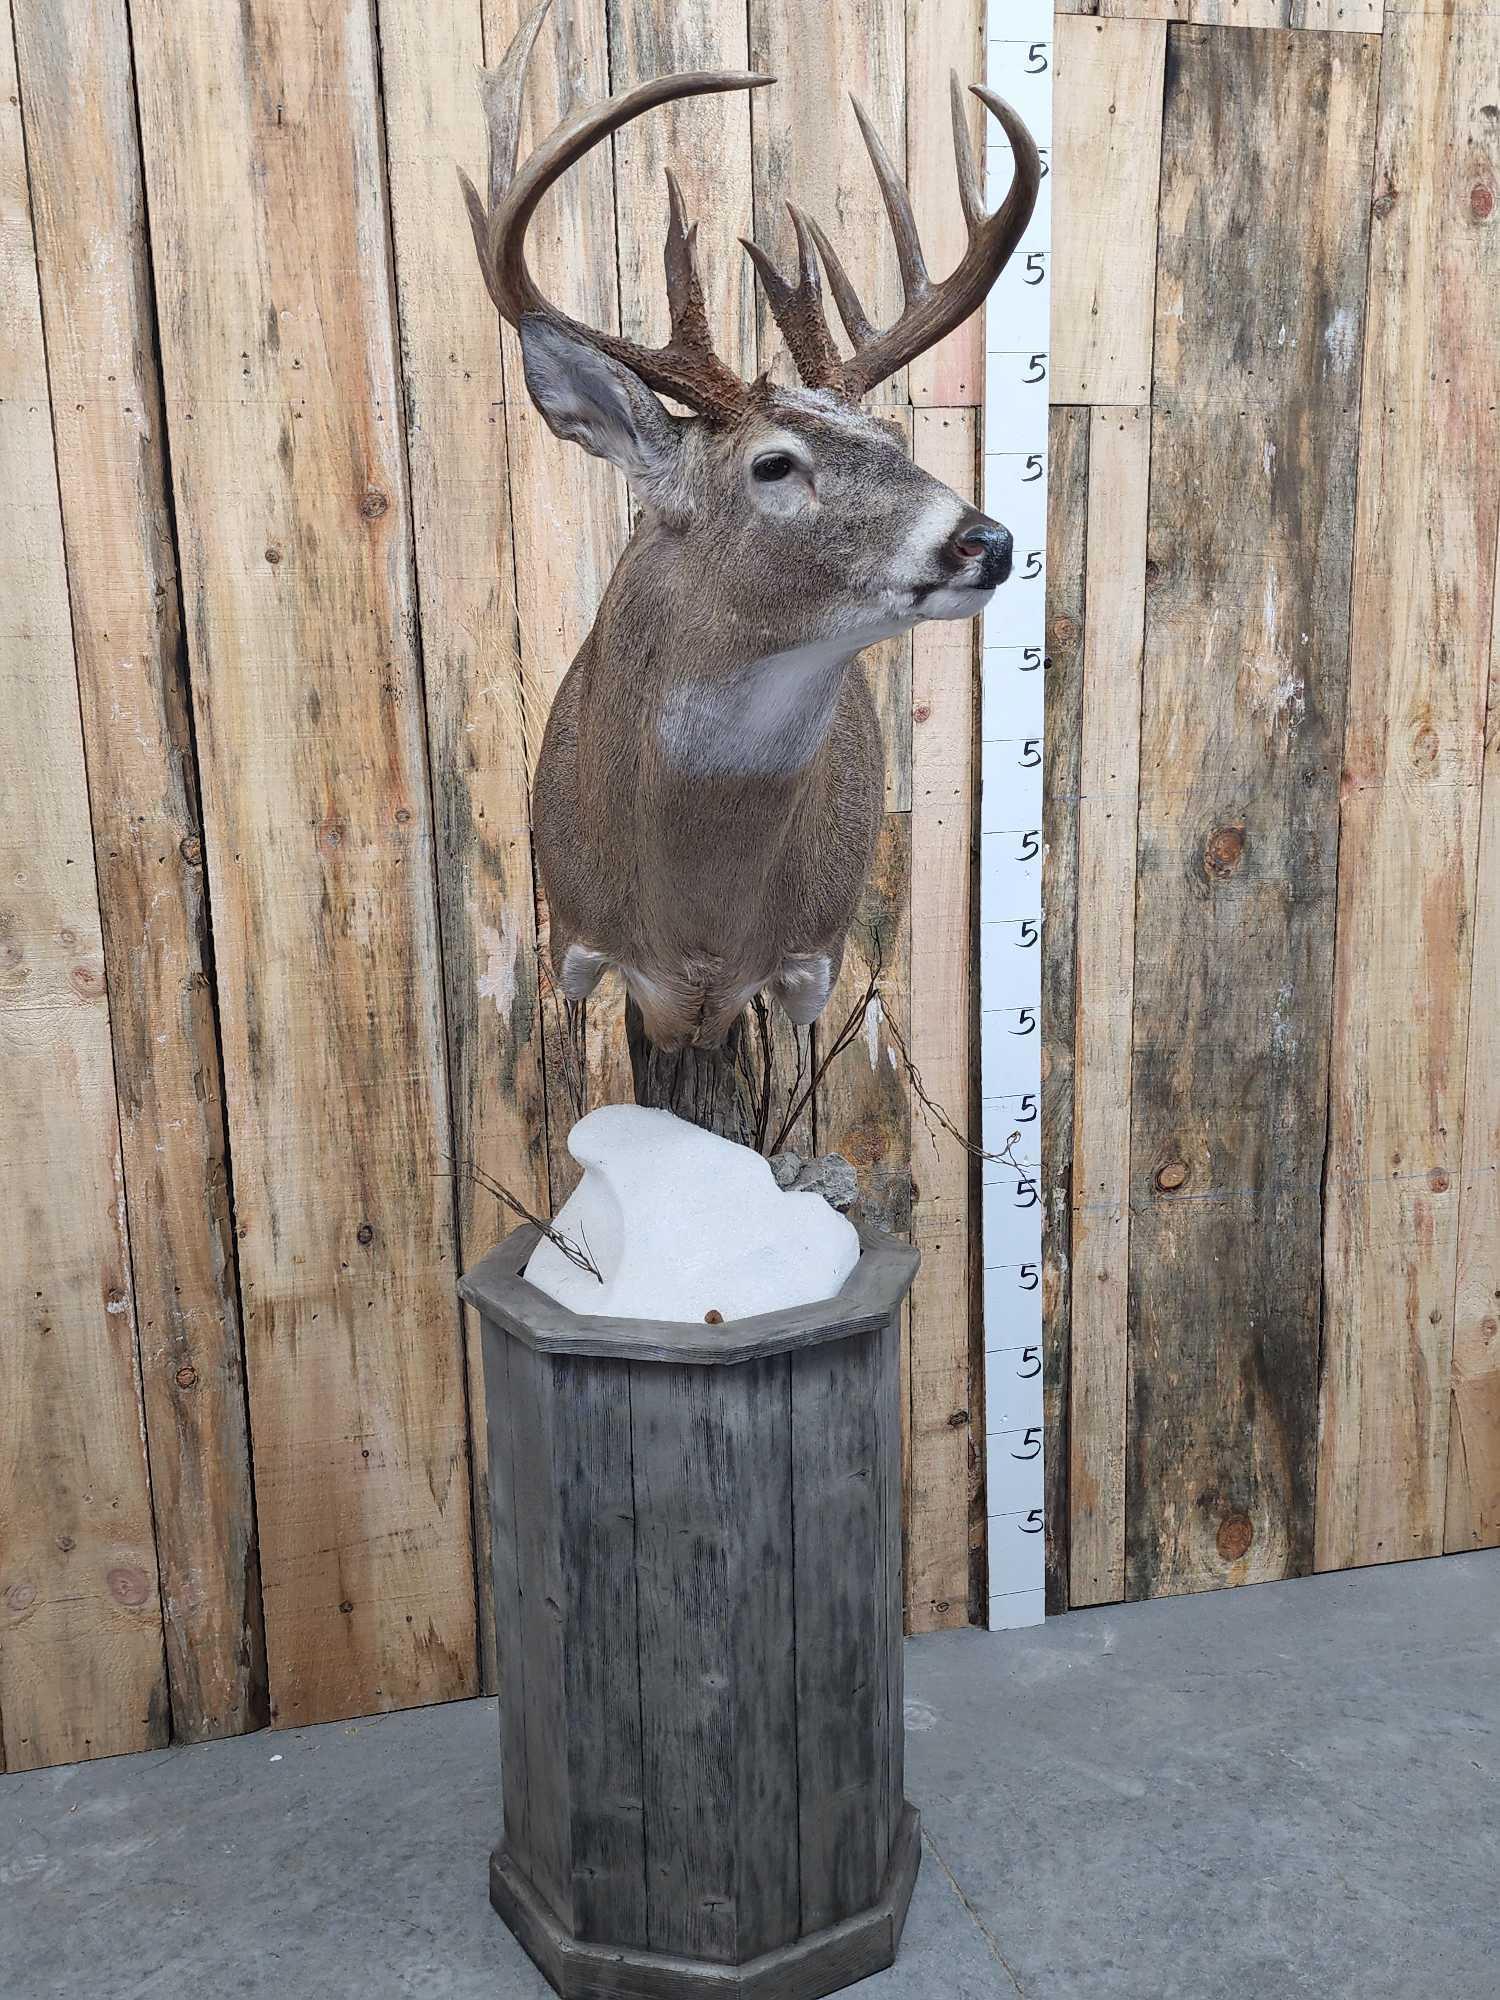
[459,1225,921,2000]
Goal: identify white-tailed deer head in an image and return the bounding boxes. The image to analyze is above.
[463,0,1040,1056]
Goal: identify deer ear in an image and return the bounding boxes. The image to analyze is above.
[519,315,682,495]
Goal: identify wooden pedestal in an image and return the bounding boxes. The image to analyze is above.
[459,1224,921,2000]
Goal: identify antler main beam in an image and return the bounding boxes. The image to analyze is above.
[748,74,1042,401]
[460,0,769,422]
[462,0,1040,417]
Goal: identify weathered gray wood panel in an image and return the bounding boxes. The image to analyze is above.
[631,1359,798,1963]
[1041,408,1090,1616]
[476,1236,917,1996]
[791,1332,893,1934]
[1127,26,1379,1597]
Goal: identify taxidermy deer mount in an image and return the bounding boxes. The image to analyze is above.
[463,0,1040,1146]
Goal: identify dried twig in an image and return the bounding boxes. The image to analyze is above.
[766,941,884,1157]
[441,1155,603,1282]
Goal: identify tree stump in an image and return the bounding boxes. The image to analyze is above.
[459,1223,921,2000]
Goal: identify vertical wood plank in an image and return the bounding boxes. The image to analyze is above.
[1050,17,1165,408]
[905,0,985,407]
[1132,25,1377,1599]
[792,1330,891,1933]
[482,1326,530,1865]
[1319,7,1500,1570]
[130,0,477,1726]
[504,1338,573,1926]
[1040,406,1090,1614]
[749,0,907,409]
[12,0,265,1740]
[1066,407,1148,1609]
[817,815,913,1243]
[632,1358,797,1963]
[1447,628,1500,1552]
[376,0,550,1698]
[608,0,756,378]
[481,0,633,1200]
[0,7,168,1770]
[551,1352,646,1946]
[907,409,977,1632]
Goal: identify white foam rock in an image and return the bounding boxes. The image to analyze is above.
[524,1105,860,1324]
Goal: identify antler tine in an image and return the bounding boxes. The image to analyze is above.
[950,69,985,235]
[662,170,714,354]
[849,94,930,305]
[836,81,1041,402]
[802,214,876,349]
[459,0,772,421]
[740,207,845,391]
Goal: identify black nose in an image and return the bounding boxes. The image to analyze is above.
[946,514,1013,587]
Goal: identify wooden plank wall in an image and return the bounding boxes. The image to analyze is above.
[1,0,987,1772]
[1049,0,1500,1605]
[5,0,1497,1773]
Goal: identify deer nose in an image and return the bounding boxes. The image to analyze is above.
[947,515,1013,586]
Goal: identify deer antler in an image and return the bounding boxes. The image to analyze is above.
[747,74,1042,401]
[460,0,771,423]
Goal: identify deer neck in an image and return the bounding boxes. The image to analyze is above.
[585,527,900,784]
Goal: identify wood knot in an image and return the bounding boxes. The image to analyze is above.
[359,490,389,520]
[1155,1161,1189,1193]
[179,835,202,867]
[107,1566,151,1607]
[913,702,932,724]
[1216,1513,1253,1563]
[339,1599,354,1615]
[1051,615,1078,644]
[947,1408,969,1428]
[57,1535,75,1552]
[264,544,283,564]
[70,963,106,999]
[175,1365,198,1389]
[1472,183,1495,221]
[356,1222,374,1246]
[1372,186,1398,221]
[1429,1170,1450,1194]
[1204,825,1246,879]
[6,1581,37,1614]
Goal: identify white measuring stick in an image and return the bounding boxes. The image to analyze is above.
[981,10,1053,1631]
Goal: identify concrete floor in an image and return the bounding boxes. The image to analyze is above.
[3,1553,1496,2000]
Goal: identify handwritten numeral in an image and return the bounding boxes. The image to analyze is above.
[1017,1346,1041,1379]
[1011,1427,1042,1462]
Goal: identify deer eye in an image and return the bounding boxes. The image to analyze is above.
[752,452,796,483]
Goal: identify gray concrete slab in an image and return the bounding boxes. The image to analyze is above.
[2,1552,1496,1999]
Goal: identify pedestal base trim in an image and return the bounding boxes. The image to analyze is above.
[490,1803,922,2000]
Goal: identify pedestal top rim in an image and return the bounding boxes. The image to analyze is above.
[459,1221,919,1364]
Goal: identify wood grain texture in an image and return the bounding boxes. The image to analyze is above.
[1054,1,1383,23]
[1131,25,1378,1600]
[609,0,756,377]
[748,0,908,408]
[11,0,264,1741]
[1447,621,1500,1552]
[1040,407,1090,1614]
[1319,7,1500,1571]
[1066,407,1148,1609]
[377,0,550,1699]
[1050,17,1165,407]
[130,0,477,1725]
[906,410,977,1632]
[905,0,986,406]
[817,815,913,1248]
[631,1358,797,1963]
[481,0,634,1199]
[0,7,168,1770]
[792,1329,895,1935]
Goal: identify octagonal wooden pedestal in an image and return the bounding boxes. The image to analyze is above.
[459,1223,921,2000]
